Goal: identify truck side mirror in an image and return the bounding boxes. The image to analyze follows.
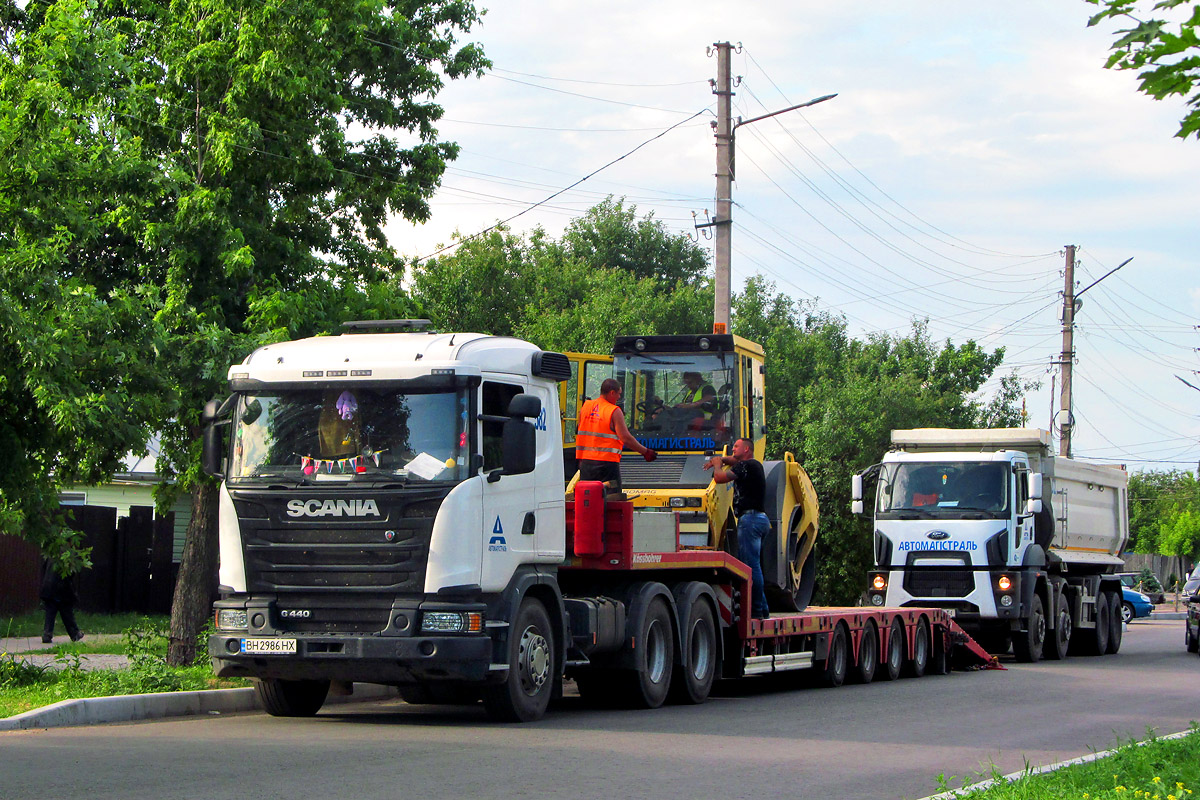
[850,474,864,515]
[1025,498,1042,515]
[202,399,225,478]
[1028,472,1043,500]
[490,418,536,481]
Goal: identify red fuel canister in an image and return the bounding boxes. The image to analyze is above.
[573,481,606,557]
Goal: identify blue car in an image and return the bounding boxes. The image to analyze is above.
[1121,586,1153,623]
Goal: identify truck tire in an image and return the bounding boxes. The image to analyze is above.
[1073,594,1110,656]
[482,597,555,722]
[668,596,717,705]
[623,596,675,709]
[904,617,930,678]
[1012,594,1046,663]
[1187,621,1199,653]
[254,678,330,717]
[851,621,878,684]
[819,624,849,688]
[1045,600,1072,661]
[879,617,904,681]
[1107,592,1123,655]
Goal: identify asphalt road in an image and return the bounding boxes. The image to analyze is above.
[2,618,1196,800]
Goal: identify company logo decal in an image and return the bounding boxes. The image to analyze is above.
[534,408,547,431]
[632,553,663,564]
[927,530,950,540]
[635,436,717,450]
[898,539,978,552]
[286,499,380,517]
[280,609,311,619]
[488,516,507,552]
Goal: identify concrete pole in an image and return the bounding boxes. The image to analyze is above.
[1058,245,1077,458]
[712,42,733,334]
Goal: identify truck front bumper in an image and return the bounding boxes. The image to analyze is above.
[209,633,496,684]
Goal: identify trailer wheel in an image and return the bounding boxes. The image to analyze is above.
[1107,592,1123,654]
[668,596,717,705]
[905,618,930,678]
[624,597,675,709]
[880,618,904,681]
[1012,594,1045,663]
[928,628,951,675]
[482,597,555,722]
[254,678,330,717]
[820,624,849,687]
[1073,593,1110,656]
[1045,600,1072,661]
[851,621,878,684]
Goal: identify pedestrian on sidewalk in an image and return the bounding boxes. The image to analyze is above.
[40,560,84,644]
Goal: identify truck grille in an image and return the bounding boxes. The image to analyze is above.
[904,569,974,598]
[234,490,443,595]
[274,594,394,634]
[903,550,974,598]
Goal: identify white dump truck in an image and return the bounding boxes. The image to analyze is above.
[852,428,1129,662]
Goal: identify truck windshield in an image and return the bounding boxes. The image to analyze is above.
[877,461,1010,516]
[614,352,735,451]
[228,386,471,485]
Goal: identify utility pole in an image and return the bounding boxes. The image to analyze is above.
[1055,247,1133,458]
[706,42,835,334]
[711,42,734,334]
[1058,245,1077,457]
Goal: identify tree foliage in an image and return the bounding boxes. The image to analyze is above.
[1087,0,1200,139]
[1128,469,1200,558]
[1,0,487,660]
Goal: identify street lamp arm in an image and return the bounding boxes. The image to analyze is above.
[733,93,838,132]
[1075,256,1133,298]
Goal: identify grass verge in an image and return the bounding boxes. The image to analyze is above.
[2,611,170,638]
[938,726,1200,799]
[0,618,247,719]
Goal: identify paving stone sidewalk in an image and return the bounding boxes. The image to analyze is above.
[1,634,130,670]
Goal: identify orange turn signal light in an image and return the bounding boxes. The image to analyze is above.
[997,575,1012,592]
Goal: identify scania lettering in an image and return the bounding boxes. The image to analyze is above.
[204,322,993,723]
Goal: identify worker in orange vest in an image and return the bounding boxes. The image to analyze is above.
[576,378,656,492]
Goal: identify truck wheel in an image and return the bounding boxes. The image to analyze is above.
[482,597,555,722]
[254,678,330,717]
[1187,621,1199,653]
[1012,594,1045,663]
[624,597,675,709]
[851,622,878,684]
[1073,593,1110,656]
[668,596,716,705]
[1107,592,1123,654]
[819,624,849,687]
[905,618,930,677]
[879,618,904,681]
[1045,601,1071,661]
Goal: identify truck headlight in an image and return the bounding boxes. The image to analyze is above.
[216,609,248,631]
[669,497,702,508]
[420,611,483,634]
[871,574,888,591]
[1000,595,1014,607]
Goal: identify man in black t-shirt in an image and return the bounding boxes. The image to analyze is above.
[705,438,770,618]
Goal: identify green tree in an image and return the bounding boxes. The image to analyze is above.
[410,200,715,351]
[2,0,486,662]
[1087,0,1200,139]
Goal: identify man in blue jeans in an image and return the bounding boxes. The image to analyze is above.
[705,438,770,619]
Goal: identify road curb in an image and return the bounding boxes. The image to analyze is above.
[916,727,1198,800]
[0,683,398,732]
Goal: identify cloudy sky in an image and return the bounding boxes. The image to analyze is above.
[388,1,1200,473]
